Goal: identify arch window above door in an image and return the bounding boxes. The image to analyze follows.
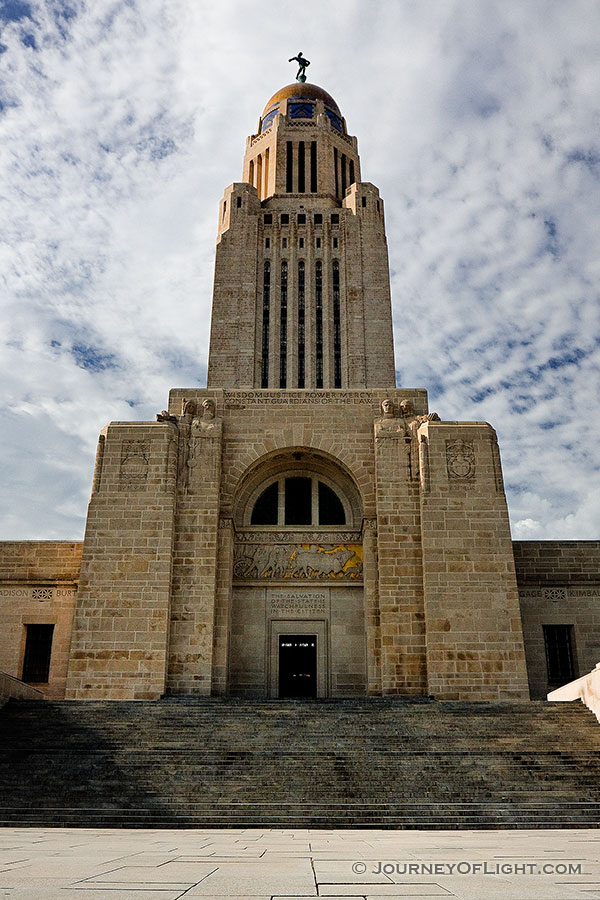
[249,475,347,526]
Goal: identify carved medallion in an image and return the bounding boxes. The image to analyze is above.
[446,440,475,480]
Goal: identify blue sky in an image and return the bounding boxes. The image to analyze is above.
[1,0,599,539]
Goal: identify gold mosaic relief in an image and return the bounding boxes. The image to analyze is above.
[233,542,363,581]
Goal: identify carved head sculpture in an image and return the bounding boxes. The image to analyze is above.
[399,399,415,418]
[202,398,216,420]
[182,398,197,416]
[381,398,395,418]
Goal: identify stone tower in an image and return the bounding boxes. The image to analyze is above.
[63,80,530,702]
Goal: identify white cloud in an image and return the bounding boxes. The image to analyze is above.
[1,0,599,540]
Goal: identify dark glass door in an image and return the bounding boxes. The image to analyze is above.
[278,634,317,698]
[22,624,54,683]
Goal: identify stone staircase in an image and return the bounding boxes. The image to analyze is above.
[1,698,599,828]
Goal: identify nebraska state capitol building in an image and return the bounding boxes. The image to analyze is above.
[1,79,598,703]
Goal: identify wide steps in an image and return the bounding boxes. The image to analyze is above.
[1,698,599,828]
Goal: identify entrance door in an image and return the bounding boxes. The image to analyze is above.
[278,634,317,698]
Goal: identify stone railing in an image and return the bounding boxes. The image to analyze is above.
[548,662,600,723]
[0,672,43,710]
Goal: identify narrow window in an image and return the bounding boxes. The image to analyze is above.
[333,237,338,249]
[285,477,312,525]
[377,199,380,212]
[318,482,346,525]
[315,260,323,389]
[236,196,242,208]
[265,237,270,249]
[333,260,341,388]
[298,260,305,388]
[286,141,293,193]
[349,159,355,186]
[361,196,366,208]
[264,213,272,225]
[341,153,347,196]
[310,141,317,191]
[316,237,321,249]
[261,261,270,388]
[299,237,304,249]
[222,200,227,220]
[22,624,54,683]
[298,140,305,192]
[544,625,575,685]
[264,147,270,196]
[282,237,287,249]
[334,147,339,198]
[297,213,306,225]
[314,213,322,225]
[331,214,339,225]
[281,214,289,224]
[251,482,278,525]
[249,160,254,186]
[280,261,288,388]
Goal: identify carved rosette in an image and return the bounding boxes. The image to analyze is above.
[446,440,475,480]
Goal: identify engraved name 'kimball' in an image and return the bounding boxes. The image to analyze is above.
[233,543,363,580]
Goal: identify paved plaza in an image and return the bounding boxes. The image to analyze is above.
[0,827,599,899]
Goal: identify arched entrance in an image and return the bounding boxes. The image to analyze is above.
[229,449,365,698]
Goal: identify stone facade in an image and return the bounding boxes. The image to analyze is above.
[0,80,597,702]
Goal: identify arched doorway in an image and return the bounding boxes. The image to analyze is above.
[229,449,365,698]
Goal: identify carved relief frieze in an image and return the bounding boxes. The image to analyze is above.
[233,542,363,581]
[446,440,476,480]
[119,441,150,490]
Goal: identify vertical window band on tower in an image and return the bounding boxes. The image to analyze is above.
[286,141,293,193]
[333,260,341,388]
[341,153,347,196]
[310,141,317,192]
[315,260,323,389]
[333,147,339,199]
[298,260,305,388]
[298,141,305,192]
[349,159,355,187]
[280,261,288,388]
[261,261,270,388]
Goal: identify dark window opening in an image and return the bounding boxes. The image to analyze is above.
[297,213,306,225]
[298,260,305,388]
[298,141,305,192]
[222,200,227,220]
[285,477,312,525]
[314,213,322,225]
[286,141,293,193]
[310,141,317,192]
[544,625,575,685]
[331,214,339,225]
[251,482,278,525]
[282,237,287,249]
[318,482,346,525]
[22,624,54,683]
[236,196,242,208]
[315,260,323,388]
[333,260,341,388]
[333,237,338,249]
[299,237,304,249]
[316,237,321,249]
[279,634,317,698]
[265,238,270,249]
[361,196,366,208]
[334,147,339,198]
[280,261,288,388]
[280,214,289,225]
[377,200,380,212]
[264,214,273,225]
[341,153,347,196]
[349,159,355,186]
[261,261,270,388]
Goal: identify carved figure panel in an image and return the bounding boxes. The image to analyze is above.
[119,441,150,490]
[446,440,476,480]
[233,542,363,581]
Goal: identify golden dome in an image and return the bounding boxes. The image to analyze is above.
[262,83,341,117]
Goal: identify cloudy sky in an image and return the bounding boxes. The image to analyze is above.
[1,0,599,541]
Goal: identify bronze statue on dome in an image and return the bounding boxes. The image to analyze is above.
[289,52,310,82]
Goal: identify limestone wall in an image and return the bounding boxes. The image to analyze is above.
[0,541,82,699]
[515,541,600,699]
